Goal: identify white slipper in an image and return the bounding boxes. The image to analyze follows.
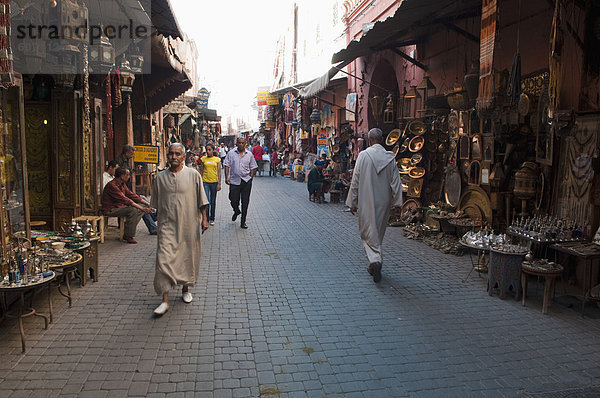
[153,302,169,315]
[182,292,193,303]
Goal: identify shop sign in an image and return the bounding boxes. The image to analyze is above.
[267,93,279,106]
[257,92,268,106]
[134,145,159,164]
[317,131,327,146]
[196,88,210,109]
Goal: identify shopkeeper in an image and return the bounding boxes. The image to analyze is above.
[307,160,331,203]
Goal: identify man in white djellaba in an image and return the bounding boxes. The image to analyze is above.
[346,128,403,283]
[151,143,210,315]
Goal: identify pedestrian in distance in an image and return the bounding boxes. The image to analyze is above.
[270,147,279,176]
[151,143,210,316]
[223,137,258,229]
[346,128,403,283]
[197,143,222,226]
[251,141,264,176]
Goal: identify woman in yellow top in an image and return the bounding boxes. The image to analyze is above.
[197,143,221,225]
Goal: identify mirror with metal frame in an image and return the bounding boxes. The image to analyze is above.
[471,134,482,160]
[468,160,481,186]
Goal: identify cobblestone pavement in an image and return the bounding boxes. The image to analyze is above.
[1,175,600,398]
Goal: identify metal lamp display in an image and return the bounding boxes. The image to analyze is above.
[129,43,144,74]
[404,86,421,118]
[118,55,135,93]
[89,29,115,74]
[369,95,386,121]
[309,108,321,125]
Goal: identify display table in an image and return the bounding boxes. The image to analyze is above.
[44,252,83,309]
[73,215,104,243]
[459,240,489,282]
[521,261,564,314]
[72,238,99,286]
[550,242,600,317]
[0,272,56,352]
[488,248,526,299]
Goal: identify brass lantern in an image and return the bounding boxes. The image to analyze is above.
[404,85,421,118]
[417,75,436,113]
[310,108,321,125]
[129,42,144,74]
[118,55,135,94]
[369,95,386,121]
[89,28,115,74]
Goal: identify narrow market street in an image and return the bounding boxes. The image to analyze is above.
[1,176,600,398]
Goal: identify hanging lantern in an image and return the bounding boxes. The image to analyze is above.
[369,95,386,120]
[310,108,321,125]
[417,76,436,109]
[89,28,115,74]
[404,86,421,118]
[129,42,144,74]
[118,55,135,94]
[383,95,394,124]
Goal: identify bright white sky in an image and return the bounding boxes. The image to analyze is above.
[170,0,294,129]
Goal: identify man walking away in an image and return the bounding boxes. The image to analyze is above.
[223,137,257,229]
[151,143,210,316]
[251,141,264,177]
[346,128,403,283]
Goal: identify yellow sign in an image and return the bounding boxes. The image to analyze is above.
[134,145,159,164]
[267,93,279,106]
[257,92,268,106]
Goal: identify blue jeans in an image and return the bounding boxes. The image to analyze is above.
[139,195,157,234]
[142,211,157,234]
[203,182,218,221]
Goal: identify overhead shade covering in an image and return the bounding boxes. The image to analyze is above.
[197,109,221,122]
[332,0,481,64]
[151,0,184,39]
[178,113,191,125]
[143,34,192,113]
[163,99,193,115]
[298,61,350,98]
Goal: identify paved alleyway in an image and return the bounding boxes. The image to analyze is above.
[1,176,600,398]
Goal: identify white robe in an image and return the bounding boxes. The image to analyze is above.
[346,144,403,264]
[151,166,209,295]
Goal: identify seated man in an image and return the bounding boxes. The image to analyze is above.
[101,167,154,244]
[307,160,331,203]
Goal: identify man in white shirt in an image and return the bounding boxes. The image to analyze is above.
[103,160,119,189]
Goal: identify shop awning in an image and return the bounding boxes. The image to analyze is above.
[298,61,350,99]
[143,34,192,113]
[197,109,221,122]
[332,0,481,64]
[151,0,184,39]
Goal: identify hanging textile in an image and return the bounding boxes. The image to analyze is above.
[477,0,497,112]
[282,91,295,125]
[0,0,14,88]
[83,44,91,135]
[346,93,357,121]
[105,74,113,140]
[548,0,562,113]
[112,71,122,108]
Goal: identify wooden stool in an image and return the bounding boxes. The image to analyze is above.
[103,216,126,241]
[329,190,341,204]
[521,262,564,314]
[73,215,104,243]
